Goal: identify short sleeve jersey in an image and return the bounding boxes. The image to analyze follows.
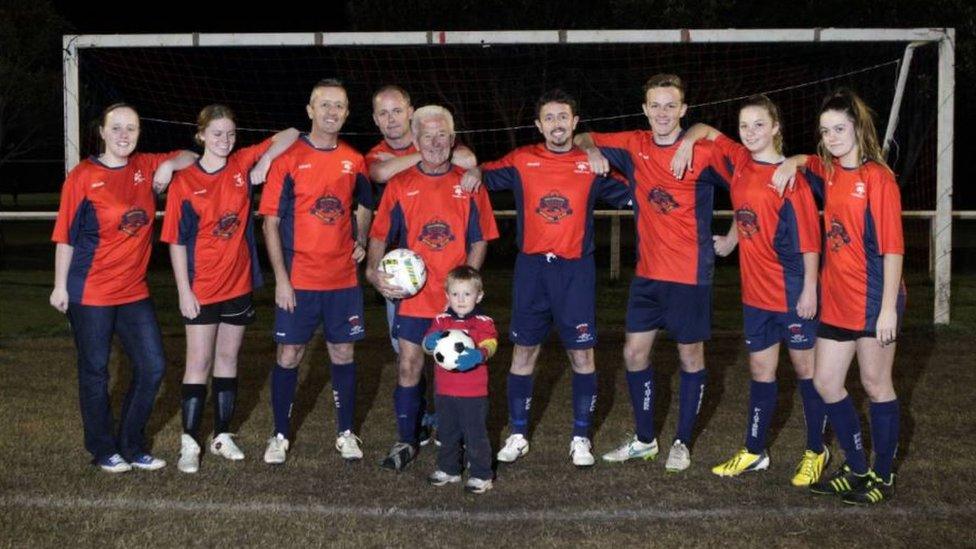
[591,130,729,285]
[711,136,821,312]
[426,310,498,398]
[370,165,499,318]
[160,139,272,304]
[258,136,373,291]
[803,157,905,331]
[365,140,418,201]
[480,144,632,259]
[52,152,174,306]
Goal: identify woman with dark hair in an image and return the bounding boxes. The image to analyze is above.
[51,103,195,472]
[773,89,905,505]
[161,104,297,473]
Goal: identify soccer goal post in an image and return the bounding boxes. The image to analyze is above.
[61,28,955,324]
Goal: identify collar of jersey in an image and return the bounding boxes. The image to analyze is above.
[89,155,130,171]
[195,157,229,175]
[415,162,454,177]
[300,134,340,152]
[649,128,685,149]
[445,305,483,320]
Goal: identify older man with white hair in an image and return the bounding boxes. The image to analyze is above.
[366,105,499,471]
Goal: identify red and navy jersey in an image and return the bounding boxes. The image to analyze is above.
[480,144,631,259]
[426,308,498,398]
[711,136,821,312]
[52,152,175,306]
[258,136,373,291]
[592,130,730,285]
[370,165,499,318]
[803,157,906,331]
[160,139,272,305]
[365,140,418,201]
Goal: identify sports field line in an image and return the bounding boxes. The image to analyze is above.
[4,494,975,522]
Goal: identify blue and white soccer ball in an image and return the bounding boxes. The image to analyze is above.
[432,329,475,371]
[380,248,427,297]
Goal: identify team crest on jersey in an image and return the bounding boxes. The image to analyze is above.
[851,181,866,199]
[452,184,466,199]
[536,191,573,223]
[418,218,456,250]
[234,173,246,187]
[348,315,364,336]
[310,194,344,224]
[734,205,759,239]
[574,161,590,174]
[575,323,594,344]
[212,211,241,239]
[826,216,852,252]
[133,170,146,185]
[788,323,809,345]
[341,160,354,174]
[118,207,149,236]
[648,186,679,214]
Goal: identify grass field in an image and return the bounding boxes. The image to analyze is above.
[2,221,976,547]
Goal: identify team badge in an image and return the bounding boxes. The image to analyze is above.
[648,186,679,214]
[234,173,246,187]
[788,323,808,345]
[575,323,594,344]
[133,170,145,185]
[418,218,456,250]
[348,314,364,336]
[826,216,851,252]
[851,181,866,199]
[452,184,466,199]
[734,205,759,239]
[310,194,344,224]
[118,206,149,236]
[574,161,590,174]
[212,211,241,239]
[535,191,572,223]
[341,160,354,174]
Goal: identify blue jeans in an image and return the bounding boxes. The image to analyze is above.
[67,298,166,461]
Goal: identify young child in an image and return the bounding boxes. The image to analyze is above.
[421,266,498,494]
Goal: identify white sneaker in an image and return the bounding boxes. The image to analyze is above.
[210,433,245,461]
[496,434,529,463]
[97,453,132,473]
[427,470,462,486]
[336,430,364,461]
[602,435,659,463]
[464,477,493,494]
[263,433,289,464]
[665,439,691,472]
[569,436,595,467]
[178,434,201,473]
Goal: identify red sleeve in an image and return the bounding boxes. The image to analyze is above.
[590,130,637,150]
[133,150,179,175]
[711,133,749,173]
[868,167,904,255]
[480,149,518,172]
[364,143,384,171]
[159,178,184,244]
[786,175,822,253]
[233,137,275,170]
[369,177,398,241]
[258,154,288,216]
[473,187,499,241]
[51,168,86,244]
[805,155,826,179]
[471,316,498,346]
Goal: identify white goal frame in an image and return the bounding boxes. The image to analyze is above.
[60,28,956,324]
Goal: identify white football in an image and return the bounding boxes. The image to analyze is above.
[380,248,427,297]
[431,329,476,371]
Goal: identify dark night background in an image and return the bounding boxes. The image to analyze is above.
[1,0,973,208]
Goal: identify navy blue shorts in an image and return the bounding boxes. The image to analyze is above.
[510,253,596,350]
[625,277,711,344]
[742,304,817,352]
[273,287,365,344]
[393,314,434,345]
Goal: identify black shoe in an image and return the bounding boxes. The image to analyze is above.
[809,462,873,496]
[380,442,417,472]
[842,472,895,505]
